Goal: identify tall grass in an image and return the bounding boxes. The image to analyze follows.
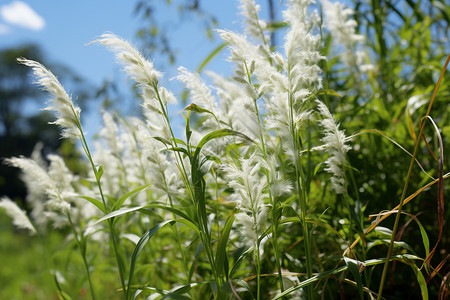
[1,0,448,299]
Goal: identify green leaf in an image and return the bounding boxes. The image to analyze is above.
[161,281,211,300]
[314,88,342,98]
[165,146,190,157]
[200,155,221,167]
[272,254,422,299]
[196,42,228,73]
[194,129,255,160]
[229,247,253,278]
[183,103,212,115]
[95,206,145,225]
[153,136,172,146]
[126,219,200,299]
[112,183,152,211]
[95,165,103,181]
[140,203,195,223]
[79,196,105,214]
[344,257,364,300]
[215,212,235,279]
[235,279,255,299]
[409,262,428,300]
[188,242,203,283]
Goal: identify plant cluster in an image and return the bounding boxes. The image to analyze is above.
[1,0,449,299]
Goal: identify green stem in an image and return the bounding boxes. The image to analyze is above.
[255,241,262,300]
[151,83,224,298]
[244,61,285,293]
[72,116,127,297]
[296,161,314,299]
[377,52,450,299]
[67,213,96,300]
[286,64,313,298]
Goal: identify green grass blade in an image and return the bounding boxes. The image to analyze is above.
[229,248,252,279]
[344,257,364,300]
[409,262,429,300]
[112,183,152,211]
[161,281,211,299]
[189,242,203,283]
[215,212,235,280]
[79,196,106,214]
[127,219,200,299]
[95,165,103,182]
[95,206,145,225]
[273,254,423,299]
[140,204,195,223]
[194,129,255,159]
[196,42,228,73]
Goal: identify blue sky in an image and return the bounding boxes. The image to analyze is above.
[0,0,252,136]
[0,1,248,85]
[0,0,285,140]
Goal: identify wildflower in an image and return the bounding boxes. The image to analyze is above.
[316,100,351,194]
[0,197,36,234]
[17,58,82,140]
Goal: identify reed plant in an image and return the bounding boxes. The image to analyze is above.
[1,0,449,299]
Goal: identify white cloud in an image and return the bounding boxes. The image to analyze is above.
[0,23,9,34]
[0,1,45,31]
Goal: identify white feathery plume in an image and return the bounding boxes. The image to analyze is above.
[0,197,36,234]
[94,33,161,87]
[320,0,373,93]
[223,154,268,245]
[94,33,177,129]
[136,125,181,198]
[316,100,351,194]
[46,154,78,212]
[207,71,261,141]
[100,111,122,155]
[264,0,323,160]
[320,0,363,47]
[17,58,82,140]
[92,141,122,197]
[5,156,72,212]
[239,0,268,43]
[176,66,220,124]
[263,155,293,199]
[283,0,324,91]
[218,29,275,84]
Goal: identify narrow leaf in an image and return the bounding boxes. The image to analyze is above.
[215,212,235,279]
[79,196,106,214]
[126,219,199,299]
[409,262,429,300]
[344,257,364,300]
[113,183,151,211]
[95,206,145,225]
[95,165,103,181]
[196,42,228,73]
[194,129,255,159]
